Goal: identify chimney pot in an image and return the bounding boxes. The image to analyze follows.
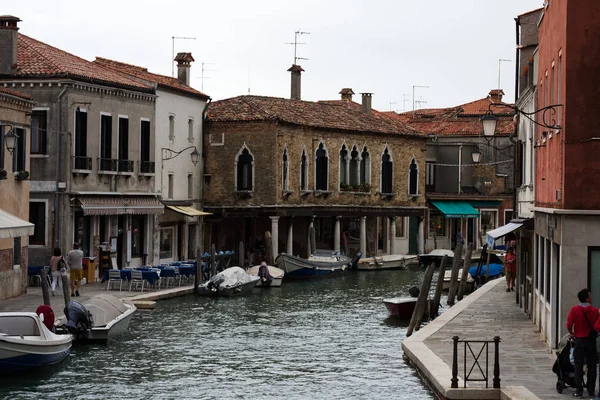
[287,64,304,100]
[361,93,373,114]
[0,15,21,75]
[488,89,505,103]
[174,52,194,86]
[339,88,355,101]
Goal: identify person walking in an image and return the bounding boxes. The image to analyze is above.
[504,246,517,292]
[67,243,84,297]
[567,288,600,398]
[49,247,64,296]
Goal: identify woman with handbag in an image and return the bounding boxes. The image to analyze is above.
[49,247,65,296]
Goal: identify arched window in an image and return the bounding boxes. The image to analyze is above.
[315,142,328,191]
[381,147,393,194]
[282,148,289,191]
[236,147,254,191]
[360,146,370,185]
[339,144,348,186]
[350,146,360,186]
[409,158,419,195]
[300,148,308,190]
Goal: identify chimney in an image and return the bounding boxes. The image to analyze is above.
[361,93,373,114]
[287,64,304,100]
[174,52,194,86]
[488,89,505,103]
[339,88,355,101]
[0,15,21,75]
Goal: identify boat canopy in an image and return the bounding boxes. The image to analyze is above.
[430,201,480,218]
[485,222,523,247]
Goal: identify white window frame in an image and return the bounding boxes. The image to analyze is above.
[139,117,152,164]
[504,209,513,225]
[168,173,174,199]
[117,114,129,163]
[209,132,225,146]
[168,114,175,142]
[30,107,50,158]
[479,208,498,247]
[188,117,194,144]
[187,173,193,199]
[28,199,48,247]
[360,145,371,186]
[99,111,113,160]
[159,227,174,261]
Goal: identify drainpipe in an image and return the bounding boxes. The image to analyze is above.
[55,86,68,248]
[458,145,463,194]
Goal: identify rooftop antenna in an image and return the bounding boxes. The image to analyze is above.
[412,85,429,114]
[498,58,511,91]
[172,36,196,77]
[285,30,310,65]
[402,94,410,112]
[415,96,428,109]
[200,61,217,92]
[389,102,397,111]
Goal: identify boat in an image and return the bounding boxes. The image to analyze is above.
[468,263,504,279]
[382,298,432,319]
[57,294,136,342]
[197,266,260,296]
[247,264,285,287]
[418,249,455,267]
[356,254,419,271]
[275,251,361,279]
[0,312,73,372]
[442,269,474,292]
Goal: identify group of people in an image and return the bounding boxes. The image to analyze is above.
[567,288,600,398]
[48,243,84,297]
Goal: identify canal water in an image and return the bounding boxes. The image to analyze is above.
[1,268,438,399]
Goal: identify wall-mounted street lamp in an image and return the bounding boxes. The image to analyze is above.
[2,125,18,154]
[161,146,200,166]
[471,147,482,164]
[480,103,563,137]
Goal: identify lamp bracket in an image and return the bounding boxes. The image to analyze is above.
[162,146,198,161]
[487,103,563,130]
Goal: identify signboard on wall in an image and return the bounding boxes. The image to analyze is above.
[127,230,132,263]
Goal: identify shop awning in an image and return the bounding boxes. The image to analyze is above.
[430,201,480,218]
[0,208,35,239]
[166,205,212,217]
[78,196,164,216]
[486,222,523,247]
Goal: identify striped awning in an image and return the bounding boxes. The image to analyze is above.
[166,205,212,217]
[78,196,164,216]
[0,208,34,239]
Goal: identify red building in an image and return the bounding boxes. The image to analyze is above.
[532,0,600,348]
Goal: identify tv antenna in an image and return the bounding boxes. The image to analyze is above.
[402,94,410,112]
[172,36,196,77]
[415,96,428,109]
[412,85,429,114]
[498,58,511,91]
[286,30,310,65]
[389,102,397,111]
[200,62,217,92]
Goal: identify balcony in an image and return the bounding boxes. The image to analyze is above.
[139,161,155,176]
[98,158,118,174]
[117,159,134,175]
[72,156,92,175]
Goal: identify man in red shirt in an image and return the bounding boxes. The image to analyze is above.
[567,288,600,398]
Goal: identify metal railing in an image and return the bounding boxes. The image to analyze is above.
[117,159,134,173]
[139,161,155,174]
[72,156,92,170]
[451,336,501,389]
[98,158,118,172]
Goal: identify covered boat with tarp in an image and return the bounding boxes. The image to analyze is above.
[198,266,260,296]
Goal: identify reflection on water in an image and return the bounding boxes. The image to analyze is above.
[1,269,436,399]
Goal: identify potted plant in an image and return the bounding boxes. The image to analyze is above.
[14,170,29,181]
[340,183,349,192]
[0,169,7,180]
[359,183,371,192]
[351,184,359,192]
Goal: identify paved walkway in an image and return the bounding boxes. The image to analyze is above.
[404,278,571,400]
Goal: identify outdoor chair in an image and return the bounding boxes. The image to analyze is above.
[129,270,145,292]
[106,270,124,291]
[173,266,182,286]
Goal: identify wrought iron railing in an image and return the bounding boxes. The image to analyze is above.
[72,156,92,170]
[98,158,118,172]
[139,161,155,174]
[451,336,500,389]
[117,159,134,173]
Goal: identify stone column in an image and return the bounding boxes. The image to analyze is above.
[287,217,294,255]
[334,216,341,252]
[390,217,397,255]
[418,217,425,254]
[360,216,367,256]
[270,216,279,261]
[152,215,160,265]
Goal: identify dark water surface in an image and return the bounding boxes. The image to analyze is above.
[1,269,436,400]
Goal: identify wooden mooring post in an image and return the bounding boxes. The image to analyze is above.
[407,262,436,337]
[40,267,51,306]
[447,241,464,306]
[431,255,448,317]
[457,244,473,301]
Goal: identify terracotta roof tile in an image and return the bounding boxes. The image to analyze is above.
[15,34,153,92]
[94,57,209,99]
[0,86,32,100]
[208,95,424,137]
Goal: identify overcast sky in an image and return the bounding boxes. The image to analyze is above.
[8,0,542,111]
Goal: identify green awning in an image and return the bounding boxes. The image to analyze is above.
[431,201,480,218]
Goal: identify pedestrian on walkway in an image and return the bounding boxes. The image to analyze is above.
[49,247,64,296]
[567,288,600,398]
[504,246,516,292]
[67,243,84,297]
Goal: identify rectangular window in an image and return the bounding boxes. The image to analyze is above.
[188,174,193,199]
[545,239,551,299]
[557,55,562,126]
[118,117,129,168]
[480,210,497,241]
[100,114,113,170]
[13,127,26,172]
[0,125,5,170]
[30,110,47,154]
[426,162,435,191]
[395,217,405,238]
[13,237,21,266]
[74,109,88,169]
[169,115,175,141]
[550,66,554,110]
[168,174,174,199]
[188,118,194,143]
[504,209,513,225]
[140,119,152,173]
[131,215,145,258]
[160,228,173,259]
[29,202,46,246]
[429,210,446,237]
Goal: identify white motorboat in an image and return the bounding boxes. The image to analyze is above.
[441,269,474,292]
[58,294,136,342]
[276,250,361,279]
[247,264,285,287]
[356,254,419,271]
[198,266,260,296]
[0,312,73,372]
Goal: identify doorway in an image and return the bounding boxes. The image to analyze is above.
[117,215,125,268]
[408,217,418,254]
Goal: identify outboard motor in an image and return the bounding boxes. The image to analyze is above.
[350,251,362,269]
[63,301,93,340]
[258,263,273,286]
